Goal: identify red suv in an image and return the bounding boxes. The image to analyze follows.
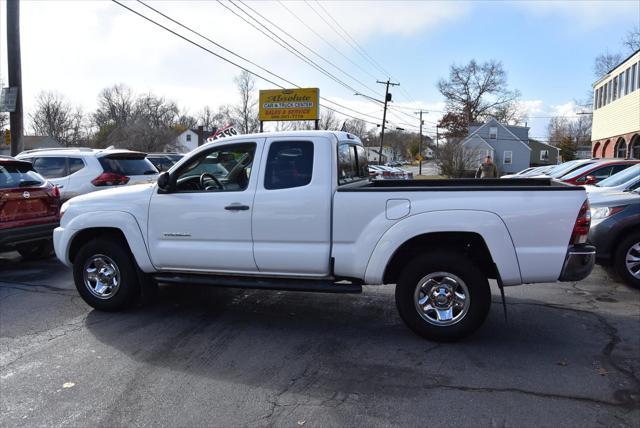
[0,156,61,260]
[560,159,640,185]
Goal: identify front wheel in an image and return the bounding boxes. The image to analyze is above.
[614,232,640,289]
[395,252,491,342]
[73,238,141,311]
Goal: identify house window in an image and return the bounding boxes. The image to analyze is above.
[186,134,192,142]
[619,72,625,98]
[489,126,498,139]
[612,76,618,101]
[503,151,512,164]
[540,150,549,161]
[624,68,630,95]
[631,63,637,92]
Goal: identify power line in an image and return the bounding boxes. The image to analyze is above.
[276,0,380,82]
[220,0,382,104]
[238,0,384,99]
[110,0,389,127]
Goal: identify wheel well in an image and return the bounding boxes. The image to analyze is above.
[608,225,640,264]
[382,232,497,284]
[68,227,129,263]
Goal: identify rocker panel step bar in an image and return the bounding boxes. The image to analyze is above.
[153,273,363,294]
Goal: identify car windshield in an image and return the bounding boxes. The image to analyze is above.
[0,162,46,189]
[596,164,640,187]
[548,160,595,178]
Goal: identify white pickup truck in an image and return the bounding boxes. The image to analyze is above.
[54,131,595,341]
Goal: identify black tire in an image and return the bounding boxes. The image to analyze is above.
[613,232,640,289]
[395,252,491,342]
[17,240,53,261]
[73,237,140,311]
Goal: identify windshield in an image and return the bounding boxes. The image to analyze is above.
[548,160,596,178]
[0,162,46,189]
[596,164,640,187]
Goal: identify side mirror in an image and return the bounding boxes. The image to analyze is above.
[157,171,171,191]
[584,175,597,185]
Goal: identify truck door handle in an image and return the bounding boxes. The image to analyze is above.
[225,204,250,211]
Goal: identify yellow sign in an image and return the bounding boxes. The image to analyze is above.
[259,88,319,122]
[4,129,10,146]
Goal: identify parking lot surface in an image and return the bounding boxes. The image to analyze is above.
[1,253,639,427]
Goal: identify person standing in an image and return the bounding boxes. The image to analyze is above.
[476,155,498,178]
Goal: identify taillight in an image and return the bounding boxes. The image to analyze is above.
[91,172,130,187]
[571,200,591,245]
[51,185,60,198]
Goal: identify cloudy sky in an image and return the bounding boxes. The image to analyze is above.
[1,0,639,138]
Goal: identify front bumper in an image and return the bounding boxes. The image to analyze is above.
[0,222,58,251]
[558,245,596,282]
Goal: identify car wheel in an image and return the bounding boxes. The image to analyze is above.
[614,232,640,289]
[395,252,491,342]
[73,237,141,311]
[17,241,53,261]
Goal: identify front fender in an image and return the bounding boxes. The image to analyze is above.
[53,211,155,272]
[364,210,522,286]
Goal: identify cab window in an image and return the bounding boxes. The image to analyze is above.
[338,143,368,185]
[264,141,314,190]
[173,143,256,192]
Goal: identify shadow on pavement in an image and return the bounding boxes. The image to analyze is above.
[84,283,640,409]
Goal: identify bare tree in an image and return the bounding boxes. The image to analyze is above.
[233,71,259,134]
[318,109,339,130]
[594,51,623,78]
[29,91,87,146]
[343,118,368,138]
[437,59,521,138]
[0,112,8,131]
[197,106,216,130]
[93,84,136,128]
[433,141,480,178]
[623,25,640,53]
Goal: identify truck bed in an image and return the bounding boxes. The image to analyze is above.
[338,178,582,192]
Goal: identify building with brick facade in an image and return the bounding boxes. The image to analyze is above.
[591,49,639,159]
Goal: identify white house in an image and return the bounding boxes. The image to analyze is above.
[175,129,199,153]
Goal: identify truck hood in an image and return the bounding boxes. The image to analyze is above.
[67,183,155,206]
[61,184,155,229]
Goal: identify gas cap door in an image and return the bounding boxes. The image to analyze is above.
[386,198,411,220]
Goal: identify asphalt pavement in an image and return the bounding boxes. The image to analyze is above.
[1,252,639,427]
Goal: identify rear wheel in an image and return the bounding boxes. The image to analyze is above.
[17,241,53,261]
[73,237,140,311]
[395,252,491,342]
[614,232,640,289]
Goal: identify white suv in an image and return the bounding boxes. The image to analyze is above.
[16,147,159,201]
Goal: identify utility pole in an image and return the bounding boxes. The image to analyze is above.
[414,110,428,176]
[376,79,399,165]
[7,0,23,156]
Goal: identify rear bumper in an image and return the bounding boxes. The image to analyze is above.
[0,222,58,251]
[558,245,596,282]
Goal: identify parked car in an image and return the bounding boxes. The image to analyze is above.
[560,160,639,186]
[588,188,640,288]
[502,165,556,178]
[0,156,61,259]
[54,131,594,342]
[532,159,599,180]
[584,164,640,194]
[16,147,159,201]
[147,153,185,172]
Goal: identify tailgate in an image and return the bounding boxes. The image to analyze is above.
[0,186,57,227]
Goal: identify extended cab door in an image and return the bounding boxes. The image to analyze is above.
[147,140,262,273]
[252,136,333,276]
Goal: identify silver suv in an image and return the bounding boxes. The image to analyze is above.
[16,147,158,201]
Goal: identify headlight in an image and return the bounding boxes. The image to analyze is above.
[590,206,626,220]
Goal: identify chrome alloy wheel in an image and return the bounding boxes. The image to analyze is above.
[414,272,471,326]
[625,243,640,280]
[83,254,121,299]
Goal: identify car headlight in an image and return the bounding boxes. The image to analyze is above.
[590,206,626,220]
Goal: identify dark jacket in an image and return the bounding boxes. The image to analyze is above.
[476,162,498,178]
